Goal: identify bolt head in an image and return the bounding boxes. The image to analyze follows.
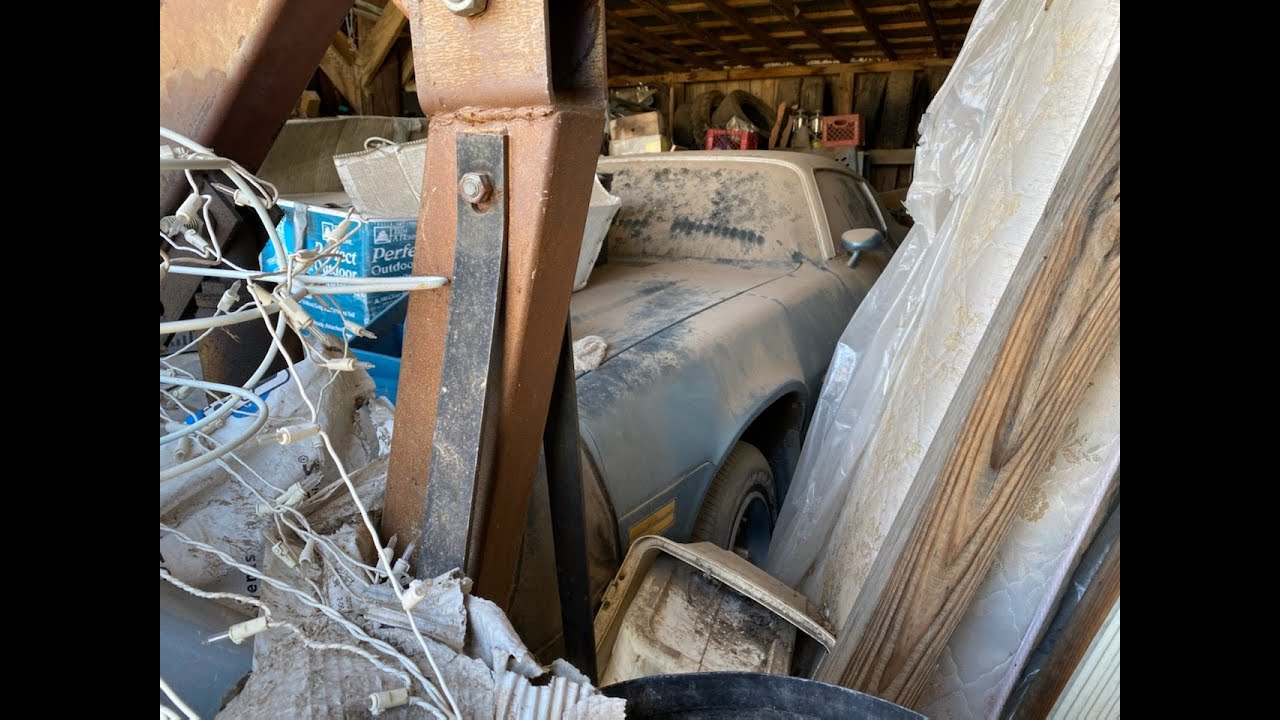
[442,0,487,17]
[459,172,493,204]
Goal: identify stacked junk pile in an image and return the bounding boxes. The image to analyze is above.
[160,0,1118,718]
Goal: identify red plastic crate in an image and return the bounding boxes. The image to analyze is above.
[705,129,760,151]
[821,114,864,147]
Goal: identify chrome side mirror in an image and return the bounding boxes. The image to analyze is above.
[840,228,885,268]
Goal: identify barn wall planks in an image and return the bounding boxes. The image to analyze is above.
[642,65,949,190]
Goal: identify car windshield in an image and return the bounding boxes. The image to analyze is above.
[600,160,819,263]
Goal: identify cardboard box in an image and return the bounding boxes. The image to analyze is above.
[256,118,427,335]
[257,116,623,335]
[609,134,671,156]
[609,111,666,141]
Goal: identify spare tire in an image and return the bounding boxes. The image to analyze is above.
[711,90,776,135]
[672,103,695,148]
[690,90,725,150]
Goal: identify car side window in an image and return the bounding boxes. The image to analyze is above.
[814,170,883,244]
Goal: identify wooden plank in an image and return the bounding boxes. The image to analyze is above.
[401,45,415,89]
[629,0,757,67]
[319,42,361,114]
[833,72,855,115]
[774,77,803,109]
[607,57,954,87]
[768,0,852,62]
[853,72,887,140]
[609,14,717,70]
[874,70,915,147]
[1007,507,1122,720]
[917,0,947,58]
[357,3,407,86]
[872,70,914,190]
[1047,599,1120,720]
[867,148,916,164]
[844,0,897,59]
[363,49,402,116]
[701,0,807,65]
[800,76,825,113]
[818,61,1120,709]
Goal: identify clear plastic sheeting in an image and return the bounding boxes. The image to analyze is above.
[764,0,1120,630]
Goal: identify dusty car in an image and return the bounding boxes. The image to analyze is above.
[511,150,903,647]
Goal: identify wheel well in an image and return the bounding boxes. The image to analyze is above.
[739,391,806,504]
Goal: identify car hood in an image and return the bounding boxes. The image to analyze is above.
[569,257,799,370]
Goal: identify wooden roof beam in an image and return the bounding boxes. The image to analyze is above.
[917,0,947,58]
[768,0,852,62]
[701,0,808,65]
[628,0,758,67]
[844,0,897,60]
[609,13,720,70]
[611,36,683,73]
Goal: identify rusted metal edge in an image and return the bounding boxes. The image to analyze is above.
[416,132,508,578]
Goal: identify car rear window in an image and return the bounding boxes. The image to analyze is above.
[600,161,819,263]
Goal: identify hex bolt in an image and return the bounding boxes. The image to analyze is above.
[442,0,487,17]
[459,172,493,205]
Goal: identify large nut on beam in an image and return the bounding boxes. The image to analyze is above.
[442,0,487,16]
[459,172,493,204]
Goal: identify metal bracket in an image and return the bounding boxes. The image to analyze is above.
[416,132,508,578]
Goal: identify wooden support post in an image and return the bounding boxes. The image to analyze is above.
[818,61,1120,708]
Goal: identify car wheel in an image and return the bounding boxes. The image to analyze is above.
[691,442,777,565]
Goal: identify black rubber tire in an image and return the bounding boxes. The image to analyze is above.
[691,442,777,563]
[690,90,725,149]
[711,90,776,135]
[672,103,695,149]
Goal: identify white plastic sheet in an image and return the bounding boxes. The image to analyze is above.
[765,0,1120,632]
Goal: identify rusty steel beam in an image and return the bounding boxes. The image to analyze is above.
[160,0,353,214]
[160,0,353,366]
[385,0,607,609]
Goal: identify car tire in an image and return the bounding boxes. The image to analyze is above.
[691,442,777,564]
[672,103,695,148]
[690,90,725,149]
[711,90,776,135]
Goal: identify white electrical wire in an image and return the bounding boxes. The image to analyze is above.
[160,677,201,720]
[159,377,267,482]
[159,570,442,715]
[159,525,451,715]
[160,128,462,717]
[241,290,463,719]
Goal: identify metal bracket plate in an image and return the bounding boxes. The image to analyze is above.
[416,132,508,578]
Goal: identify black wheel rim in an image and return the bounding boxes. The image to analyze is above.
[731,489,773,565]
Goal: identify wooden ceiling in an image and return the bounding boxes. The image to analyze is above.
[605,0,980,76]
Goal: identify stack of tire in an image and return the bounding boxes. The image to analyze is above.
[672,90,777,150]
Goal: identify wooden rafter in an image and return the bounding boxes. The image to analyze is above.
[701,0,807,65]
[609,13,718,70]
[768,0,851,62]
[358,3,407,85]
[607,56,953,87]
[608,49,647,75]
[629,0,757,67]
[843,0,897,60]
[916,0,947,58]
[611,36,683,73]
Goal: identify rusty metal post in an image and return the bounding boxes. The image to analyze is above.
[384,0,607,608]
[160,0,353,380]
